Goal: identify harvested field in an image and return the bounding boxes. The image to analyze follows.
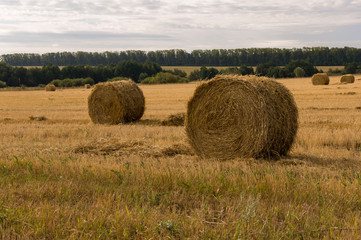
[0,75,361,239]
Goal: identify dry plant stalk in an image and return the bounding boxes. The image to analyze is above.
[88,80,145,124]
[45,84,56,91]
[312,73,329,85]
[340,74,355,84]
[185,75,298,159]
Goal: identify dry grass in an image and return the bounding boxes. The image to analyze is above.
[1,75,361,239]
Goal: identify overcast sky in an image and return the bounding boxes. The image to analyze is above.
[1,0,361,54]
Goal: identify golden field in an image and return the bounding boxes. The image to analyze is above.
[1,75,361,239]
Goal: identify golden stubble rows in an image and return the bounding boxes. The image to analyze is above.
[0,76,360,164]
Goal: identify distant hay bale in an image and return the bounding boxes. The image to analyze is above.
[312,73,329,85]
[45,84,56,91]
[29,115,47,121]
[185,75,298,159]
[88,80,145,124]
[340,74,355,84]
[161,113,185,126]
[84,84,91,89]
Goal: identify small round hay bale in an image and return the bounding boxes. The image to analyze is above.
[45,84,56,91]
[88,80,145,124]
[312,73,329,85]
[185,75,298,159]
[84,84,91,89]
[340,74,355,84]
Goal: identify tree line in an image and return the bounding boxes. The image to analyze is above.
[2,47,361,67]
[0,61,162,87]
[1,59,360,88]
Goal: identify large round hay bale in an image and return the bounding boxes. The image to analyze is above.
[185,75,298,159]
[246,77,298,157]
[340,74,355,84]
[45,84,56,91]
[88,80,145,124]
[84,84,91,89]
[312,73,329,85]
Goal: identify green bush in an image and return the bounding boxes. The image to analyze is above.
[344,62,361,74]
[50,77,94,87]
[294,67,306,77]
[284,60,318,77]
[141,72,188,84]
[200,66,219,80]
[219,65,254,75]
[188,70,201,81]
[107,76,130,82]
[164,69,187,78]
[0,80,6,88]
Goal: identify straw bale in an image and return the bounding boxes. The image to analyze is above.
[185,75,298,159]
[84,84,91,88]
[340,74,355,84]
[312,73,329,85]
[161,113,185,126]
[45,84,56,91]
[88,80,145,124]
[246,77,298,157]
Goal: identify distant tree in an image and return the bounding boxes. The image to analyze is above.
[239,64,254,75]
[26,68,44,86]
[141,72,188,84]
[0,62,13,86]
[256,62,276,76]
[188,69,201,81]
[42,64,61,83]
[114,61,142,82]
[284,60,318,77]
[11,67,27,86]
[0,80,6,88]
[200,66,219,80]
[344,62,359,74]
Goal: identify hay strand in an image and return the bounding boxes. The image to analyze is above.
[185,75,298,159]
[312,73,329,85]
[88,80,145,124]
[161,113,185,126]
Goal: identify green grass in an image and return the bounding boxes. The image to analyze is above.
[1,154,361,239]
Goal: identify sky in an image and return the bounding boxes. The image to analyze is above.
[1,0,361,54]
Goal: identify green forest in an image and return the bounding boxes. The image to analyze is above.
[2,47,361,66]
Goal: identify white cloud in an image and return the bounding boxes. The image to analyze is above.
[0,0,361,53]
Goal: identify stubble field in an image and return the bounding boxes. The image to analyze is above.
[1,75,361,239]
